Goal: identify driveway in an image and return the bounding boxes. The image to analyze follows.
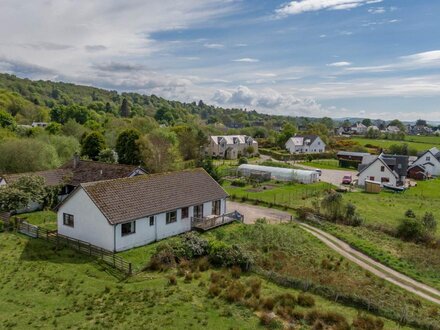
[294,164,358,186]
[227,201,292,224]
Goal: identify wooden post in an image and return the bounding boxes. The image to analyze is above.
[128,263,132,275]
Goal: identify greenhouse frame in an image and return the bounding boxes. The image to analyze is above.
[237,164,319,184]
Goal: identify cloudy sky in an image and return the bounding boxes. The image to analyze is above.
[1,0,439,120]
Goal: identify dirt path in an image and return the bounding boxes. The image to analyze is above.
[228,201,440,305]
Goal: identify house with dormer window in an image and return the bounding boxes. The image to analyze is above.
[206,135,258,159]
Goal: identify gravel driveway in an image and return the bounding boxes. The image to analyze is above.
[227,201,292,224]
[294,164,358,186]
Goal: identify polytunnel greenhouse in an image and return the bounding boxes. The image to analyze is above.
[237,164,319,184]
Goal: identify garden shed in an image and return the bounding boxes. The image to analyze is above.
[237,164,319,184]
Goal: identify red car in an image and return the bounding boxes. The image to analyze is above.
[342,175,352,185]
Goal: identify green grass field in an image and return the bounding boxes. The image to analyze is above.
[352,137,439,152]
[17,211,57,230]
[299,159,356,171]
[0,229,421,329]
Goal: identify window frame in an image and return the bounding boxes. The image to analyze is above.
[380,166,385,172]
[63,213,74,227]
[212,200,221,215]
[149,216,155,226]
[166,211,177,224]
[194,204,204,218]
[121,221,136,236]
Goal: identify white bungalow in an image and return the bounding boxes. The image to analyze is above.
[55,169,230,252]
[410,147,440,177]
[357,157,398,187]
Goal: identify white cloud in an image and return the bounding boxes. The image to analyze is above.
[232,58,259,63]
[276,0,383,16]
[368,6,385,14]
[327,61,352,67]
[212,85,328,116]
[203,43,225,49]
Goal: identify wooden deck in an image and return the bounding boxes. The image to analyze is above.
[191,211,243,231]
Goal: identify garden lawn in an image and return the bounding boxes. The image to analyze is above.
[352,137,436,152]
[224,181,333,209]
[18,210,57,231]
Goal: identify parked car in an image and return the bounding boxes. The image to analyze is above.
[342,175,352,184]
[314,169,322,176]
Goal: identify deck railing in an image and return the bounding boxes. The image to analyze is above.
[191,211,243,231]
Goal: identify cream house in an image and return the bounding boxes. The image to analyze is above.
[206,135,258,159]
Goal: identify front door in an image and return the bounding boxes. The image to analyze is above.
[194,204,204,218]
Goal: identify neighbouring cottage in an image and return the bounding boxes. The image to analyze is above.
[55,169,230,252]
[357,154,408,187]
[285,135,326,154]
[206,135,258,159]
[408,147,440,178]
[336,151,371,168]
[350,122,367,135]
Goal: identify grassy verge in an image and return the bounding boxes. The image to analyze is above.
[351,137,436,152]
[18,210,57,231]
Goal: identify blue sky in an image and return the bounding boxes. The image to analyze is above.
[0,0,439,120]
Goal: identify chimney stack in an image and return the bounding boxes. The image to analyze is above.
[73,153,80,169]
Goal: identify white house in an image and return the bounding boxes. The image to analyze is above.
[386,125,401,134]
[409,147,440,177]
[357,157,398,187]
[350,122,367,135]
[55,168,229,252]
[206,135,258,159]
[285,135,326,154]
[31,122,48,128]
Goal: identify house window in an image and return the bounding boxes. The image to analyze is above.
[149,216,154,226]
[181,207,189,219]
[194,204,204,218]
[212,200,221,215]
[381,177,390,183]
[369,176,375,181]
[63,213,74,227]
[380,166,385,172]
[426,156,431,161]
[166,211,177,224]
[121,221,135,236]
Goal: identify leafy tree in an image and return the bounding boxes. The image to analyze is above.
[276,123,296,148]
[115,129,141,165]
[366,127,380,139]
[120,98,130,117]
[138,129,181,173]
[62,119,87,140]
[416,119,427,126]
[397,217,424,241]
[321,192,343,221]
[171,125,204,161]
[361,118,372,127]
[81,131,106,161]
[388,119,406,132]
[98,149,118,163]
[197,157,222,183]
[0,139,60,173]
[319,117,334,130]
[0,109,16,129]
[45,122,62,135]
[422,212,437,233]
[0,176,46,212]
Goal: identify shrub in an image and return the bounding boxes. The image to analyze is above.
[168,274,177,286]
[178,232,209,259]
[352,313,384,330]
[208,283,221,297]
[397,217,424,242]
[275,293,296,308]
[231,179,246,187]
[197,256,210,272]
[405,209,416,218]
[238,157,248,165]
[261,297,276,311]
[225,280,245,303]
[148,243,176,271]
[306,310,349,330]
[422,212,437,233]
[297,292,315,307]
[231,266,241,279]
[247,277,262,297]
[184,272,193,283]
[208,241,253,270]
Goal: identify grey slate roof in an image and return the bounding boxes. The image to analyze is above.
[1,169,71,186]
[77,168,228,225]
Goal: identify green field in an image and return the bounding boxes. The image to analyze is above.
[299,159,356,171]
[1,228,422,329]
[352,136,439,152]
[18,211,57,230]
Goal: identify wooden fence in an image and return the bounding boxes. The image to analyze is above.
[2,218,132,276]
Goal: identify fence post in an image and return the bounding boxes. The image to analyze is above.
[128,263,132,275]
[36,227,39,239]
